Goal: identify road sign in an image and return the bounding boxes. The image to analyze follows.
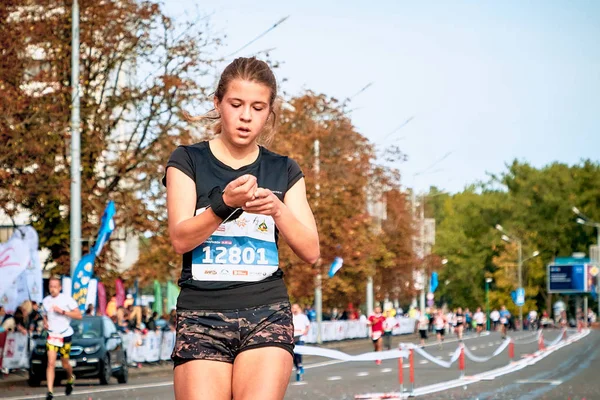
[515,287,525,306]
[547,264,591,293]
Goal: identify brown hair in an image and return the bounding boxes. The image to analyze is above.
[49,276,61,285]
[184,57,279,146]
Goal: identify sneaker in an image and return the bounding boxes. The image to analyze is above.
[65,375,75,396]
[46,392,53,400]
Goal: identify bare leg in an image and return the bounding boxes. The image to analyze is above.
[232,347,292,400]
[46,350,57,393]
[174,360,232,400]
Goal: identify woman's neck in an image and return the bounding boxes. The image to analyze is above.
[210,137,259,169]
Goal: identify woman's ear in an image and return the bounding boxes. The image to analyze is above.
[213,96,220,114]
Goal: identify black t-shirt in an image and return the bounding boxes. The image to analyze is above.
[163,141,304,310]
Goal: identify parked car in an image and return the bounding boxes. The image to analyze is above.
[29,315,128,386]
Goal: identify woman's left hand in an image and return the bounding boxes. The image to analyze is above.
[242,188,283,217]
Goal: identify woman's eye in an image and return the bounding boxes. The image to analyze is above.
[231,104,241,108]
[254,107,264,111]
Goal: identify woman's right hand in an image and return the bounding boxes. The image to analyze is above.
[223,174,258,208]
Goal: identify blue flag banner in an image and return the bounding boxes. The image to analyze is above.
[429,272,439,293]
[71,253,96,311]
[93,200,116,256]
[328,257,344,278]
[72,201,116,312]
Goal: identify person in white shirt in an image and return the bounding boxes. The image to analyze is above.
[490,309,500,331]
[528,309,538,331]
[42,277,82,400]
[473,307,486,336]
[291,304,310,380]
[383,310,399,350]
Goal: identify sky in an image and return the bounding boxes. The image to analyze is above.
[164,0,600,193]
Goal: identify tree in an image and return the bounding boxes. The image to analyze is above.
[0,0,220,277]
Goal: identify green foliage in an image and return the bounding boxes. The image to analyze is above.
[432,160,600,313]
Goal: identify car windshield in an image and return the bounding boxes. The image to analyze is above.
[70,318,103,339]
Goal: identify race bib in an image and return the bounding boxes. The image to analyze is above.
[48,335,64,347]
[372,331,382,341]
[191,208,279,282]
[500,317,507,324]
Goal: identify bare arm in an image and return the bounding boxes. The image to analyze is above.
[275,179,320,264]
[167,167,222,254]
[167,168,258,254]
[66,308,83,320]
[243,178,320,264]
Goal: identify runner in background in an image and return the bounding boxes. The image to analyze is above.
[490,308,500,331]
[455,307,465,340]
[383,309,399,350]
[434,310,446,349]
[499,305,511,339]
[473,307,486,336]
[418,312,429,348]
[367,306,386,365]
[291,304,310,381]
[528,309,538,331]
[42,277,83,400]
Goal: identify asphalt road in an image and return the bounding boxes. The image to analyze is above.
[0,329,595,400]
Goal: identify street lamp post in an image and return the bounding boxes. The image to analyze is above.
[572,207,600,322]
[495,225,539,330]
[485,278,492,331]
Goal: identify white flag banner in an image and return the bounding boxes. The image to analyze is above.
[0,238,31,313]
[10,226,43,304]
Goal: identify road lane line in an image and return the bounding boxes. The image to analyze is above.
[357,372,369,376]
[0,381,174,400]
[381,368,392,373]
[327,376,342,381]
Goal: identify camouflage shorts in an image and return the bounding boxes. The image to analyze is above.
[172,301,294,366]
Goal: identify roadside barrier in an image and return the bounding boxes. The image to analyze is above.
[299,328,575,399]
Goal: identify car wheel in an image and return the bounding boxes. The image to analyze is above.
[116,354,128,384]
[99,355,111,385]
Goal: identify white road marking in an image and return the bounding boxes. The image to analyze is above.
[471,346,478,350]
[488,343,494,347]
[381,368,392,373]
[290,381,308,386]
[448,352,455,356]
[357,371,369,376]
[0,381,174,400]
[403,364,410,368]
[515,379,562,385]
[327,376,342,381]
[419,360,429,364]
[480,345,486,348]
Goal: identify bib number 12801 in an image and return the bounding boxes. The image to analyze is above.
[202,246,269,265]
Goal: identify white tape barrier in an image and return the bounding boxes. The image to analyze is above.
[463,339,511,363]
[510,330,541,345]
[294,345,408,361]
[542,329,566,347]
[412,345,462,368]
[303,318,416,343]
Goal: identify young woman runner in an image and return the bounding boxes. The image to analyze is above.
[164,57,320,400]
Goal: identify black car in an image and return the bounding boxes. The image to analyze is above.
[29,315,128,386]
